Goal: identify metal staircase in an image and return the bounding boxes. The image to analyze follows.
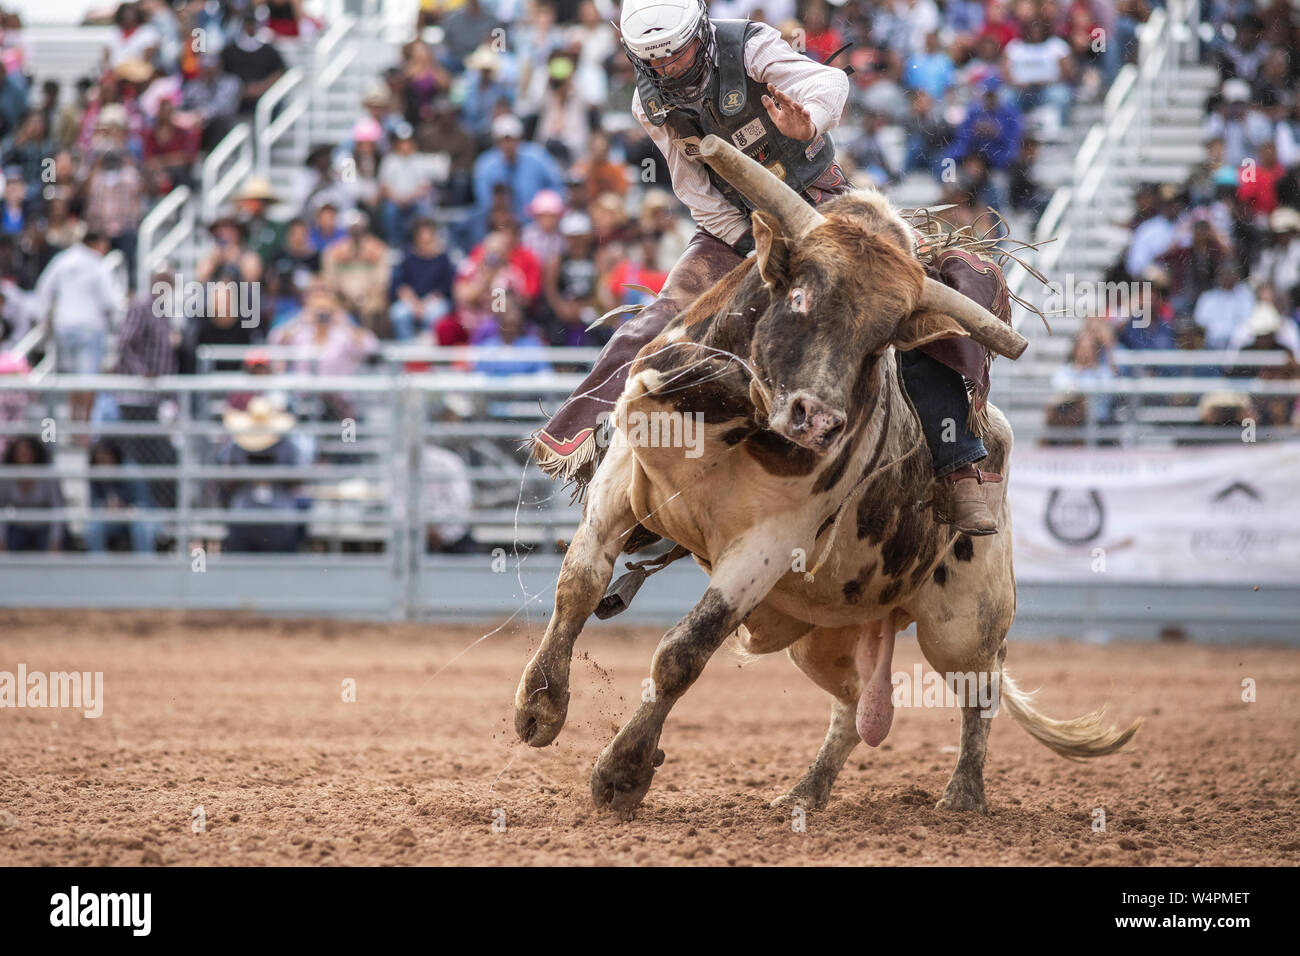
[139,14,399,286]
[995,0,1218,443]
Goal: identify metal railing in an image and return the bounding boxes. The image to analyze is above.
[194,343,603,375]
[254,67,309,186]
[0,372,576,553]
[135,186,196,295]
[199,124,256,223]
[0,370,1294,626]
[1002,3,1206,338]
[309,15,360,145]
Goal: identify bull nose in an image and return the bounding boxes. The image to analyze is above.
[780,392,846,450]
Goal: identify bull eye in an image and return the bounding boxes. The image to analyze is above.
[788,287,808,315]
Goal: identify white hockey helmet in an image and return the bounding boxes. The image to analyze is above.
[620,0,714,105]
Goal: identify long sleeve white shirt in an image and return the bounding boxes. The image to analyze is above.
[32,243,119,335]
[633,20,850,246]
[1194,284,1256,350]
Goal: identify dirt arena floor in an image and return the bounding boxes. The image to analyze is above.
[1,609,1296,866]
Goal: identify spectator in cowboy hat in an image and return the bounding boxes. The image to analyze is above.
[197,212,262,285]
[1228,285,1300,360]
[1196,390,1256,428]
[232,175,285,261]
[637,190,692,267]
[83,105,145,281]
[217,395,305,553]
[460,44,514,140]
[418,95,476,204]
[1252,206,1300,312]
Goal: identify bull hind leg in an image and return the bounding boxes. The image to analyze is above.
[514,442,637,747]
[911,560,1015,814]
[772,625,864,811]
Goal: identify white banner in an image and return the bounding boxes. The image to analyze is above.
[1009,442,1300,584]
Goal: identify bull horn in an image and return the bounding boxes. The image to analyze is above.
[698,134,825,240]
[919,277,1029,359]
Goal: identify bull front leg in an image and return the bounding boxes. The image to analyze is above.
[590,523,802,818]
[514,444,635,747]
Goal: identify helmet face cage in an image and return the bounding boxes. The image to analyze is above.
[626,12,715,108]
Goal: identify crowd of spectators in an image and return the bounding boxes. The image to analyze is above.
[1051,2,1300,431]
[0,0,1141,381]
[0,0,1291,551]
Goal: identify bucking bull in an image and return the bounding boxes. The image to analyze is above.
[514,135,1140,818]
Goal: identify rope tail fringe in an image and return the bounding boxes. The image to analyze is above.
[905,203,1056,337]
[521,430,600,504]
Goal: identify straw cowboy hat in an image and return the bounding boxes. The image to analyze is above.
[115,58,154,84]
[233,176,279,204]
[223,396,295,453]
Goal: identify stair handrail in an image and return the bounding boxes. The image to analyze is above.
[136,185,195,295]
[255,67,309,179]
[309,15,360,146]
[198,123,255,223]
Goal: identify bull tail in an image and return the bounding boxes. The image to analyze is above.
[1000,667,1142,760]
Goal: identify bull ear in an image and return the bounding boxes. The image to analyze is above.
[891,308,971,351]
[751,210,789,290]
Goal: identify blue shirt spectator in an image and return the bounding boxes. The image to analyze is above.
[946,81,1022,171]
[905,35,956,99]
[474,311,552,376]
[472,115,564,229]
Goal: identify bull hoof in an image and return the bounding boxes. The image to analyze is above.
[513,668,570,747]
[590,743,662,820]
[935,789,988,814]
[771,780,832,812]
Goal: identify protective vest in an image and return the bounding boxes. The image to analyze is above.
[637,19,836,217]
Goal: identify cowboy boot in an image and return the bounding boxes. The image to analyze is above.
[931,464,1003,535]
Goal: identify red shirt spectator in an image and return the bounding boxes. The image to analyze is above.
[465,236,543,302]
[1237,145,1286,217]
[978,0,1021,49]
[435,312,470,346]
[605,259,667,305]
